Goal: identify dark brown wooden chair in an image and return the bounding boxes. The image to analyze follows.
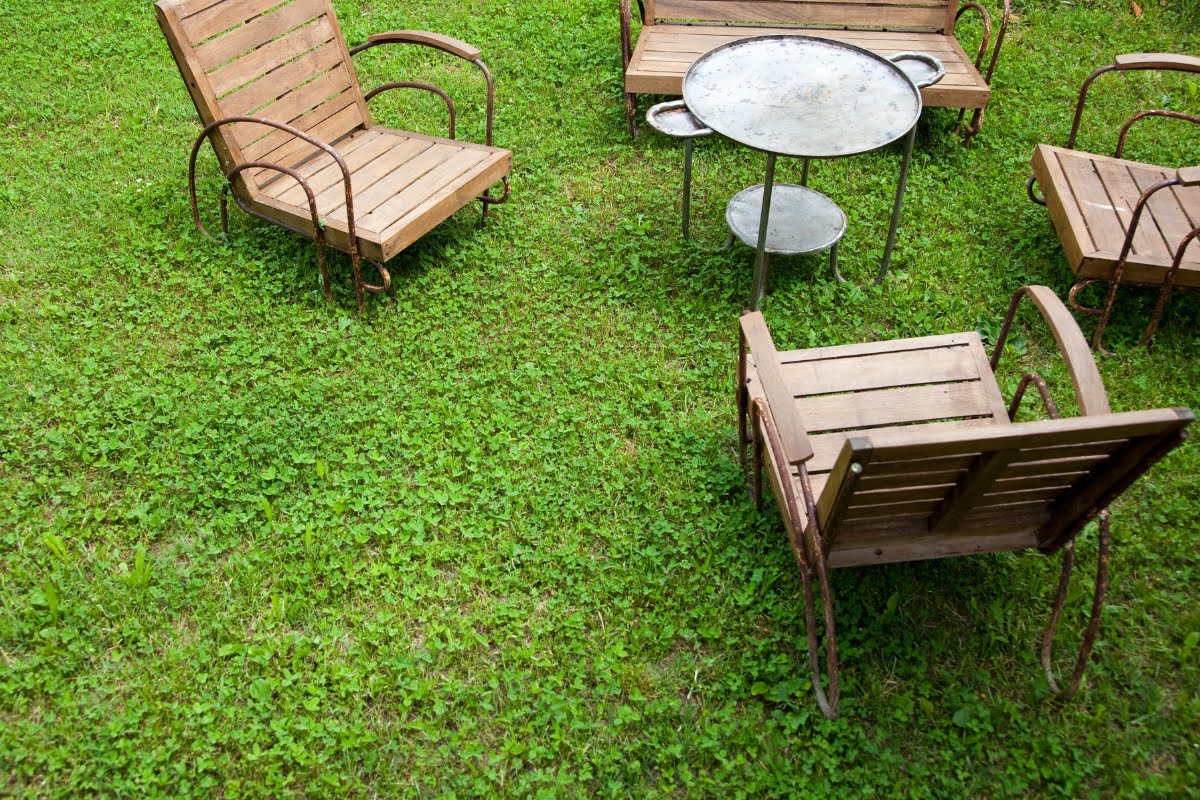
[738,286,1193,718]
[1029,53,1200,351]
[156,0,513,312]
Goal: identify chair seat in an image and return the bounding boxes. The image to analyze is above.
[626,26,990,110]
[247,127,512,263]
[1032,143,1200,288]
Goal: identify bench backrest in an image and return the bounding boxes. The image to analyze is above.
[815,408,1192,568]
[155,0,370,193]
[648,0,959,34]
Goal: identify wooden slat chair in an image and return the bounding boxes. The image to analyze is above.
[1029,53,1200,351]
[737,286,1193,718]
[156,0,513,312]
[619,0,1010,144]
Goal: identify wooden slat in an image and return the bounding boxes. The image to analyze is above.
[807,419,988,474]
[1004,455,1112,479]
[742,314,815,464]
[242,84,357,160]
[255,125,376,191]
[376,150,512,260]
[208,15,335,97]
[265,132,402,205]
[655,0,948,29]
[843,498,940,520]
[231,66,353,147]
[182,0,291,44]
[310,139,439,216]
[331,143,467,227]
[782,341,978,397]
[929,450,1015,532]
[220,39,343,117]
[991,473,1087,493]
[797,381,994,434]
[1128,168,1200,262]
[827,529,1039,569]
[194,0,327,71]
[1093,159,1171,259]
[858,469,961,491]
[359,148,491,234]
[244,102,362,179]
[1058,151,1128,255]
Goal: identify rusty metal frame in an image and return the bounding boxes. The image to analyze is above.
[619,0,640,138]
[189,115,390,313]
[990,286,1110,700]
[350,38,510,227]
[952,0,1010,145]
[737,328,840,719]
[1072,178,1200,354]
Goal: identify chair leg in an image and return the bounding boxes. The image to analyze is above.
[625,92,640,138]
[1041,510,1110,702]
[799,551,840,719]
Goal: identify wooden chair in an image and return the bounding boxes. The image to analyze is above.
[156,0,513,312]
[1029,54,1200,351]
[737,286,1193,718]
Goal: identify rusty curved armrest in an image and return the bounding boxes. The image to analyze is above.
[1115,109,1200,159]
[953,0,1009,84]
[991,286,1110,416]
[740,312,814,465]
[351,31,498,147]
[189,116,357,252]
[1067,53,1200,150]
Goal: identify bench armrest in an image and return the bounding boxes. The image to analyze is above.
[990,286,1110,416]
[739,312,814,464]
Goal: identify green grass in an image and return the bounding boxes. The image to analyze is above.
[1,0,1199,796]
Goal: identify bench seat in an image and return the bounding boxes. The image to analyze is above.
[627,25,990,111]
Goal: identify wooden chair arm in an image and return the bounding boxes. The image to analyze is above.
[350,31,498,148]
[1179,166,1200,185]
[739,312,814,464]
[1114,53,1200,73]
[356,31,482,61]
[991,286,1110,416]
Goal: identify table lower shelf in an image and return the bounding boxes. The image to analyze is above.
[726,184,847,255]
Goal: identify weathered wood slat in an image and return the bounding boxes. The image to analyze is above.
[797,381,995,433]
[231,66,354,147]
[195,0,327,71]
[221,39,344,117]
[655,0,947,28]
[208,15,335,97]
[182,0,288,44]
[782,342,978,397]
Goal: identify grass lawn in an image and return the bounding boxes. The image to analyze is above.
[1,0,1199,796]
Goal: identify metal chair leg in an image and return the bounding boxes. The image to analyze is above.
[683,138,694,240]
[1041,510,1110,701]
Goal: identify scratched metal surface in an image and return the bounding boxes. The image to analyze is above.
[682,35,922,158]
[726,184,847,254]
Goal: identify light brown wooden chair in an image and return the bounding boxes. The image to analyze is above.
[156,0,513,312]
[737,286,1193,718]
[1029,53,1200,351]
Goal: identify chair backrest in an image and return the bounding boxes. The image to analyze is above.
[815,408,1192,568]
[647,0,958,34]
[155,0,371,193]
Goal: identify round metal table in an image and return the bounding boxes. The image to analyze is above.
[682,35,924,308]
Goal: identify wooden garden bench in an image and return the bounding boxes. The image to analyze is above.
[156,0,512,312]
[619,0,1010,143]
[1029,53,1200,351]
[738,286,1193,718]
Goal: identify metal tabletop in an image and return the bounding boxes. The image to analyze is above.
[682,35,923,158]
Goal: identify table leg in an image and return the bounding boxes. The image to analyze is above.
[683,138,694,241]
[801,157,810,187]
[750,153,777,310]
[875,123,917,285]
